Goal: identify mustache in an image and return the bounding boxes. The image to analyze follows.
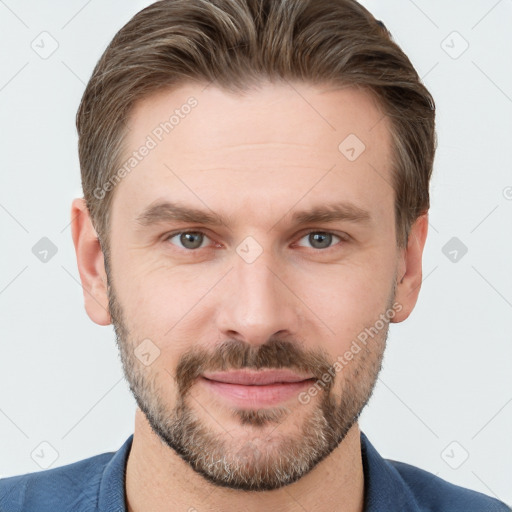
[175,337,334,396]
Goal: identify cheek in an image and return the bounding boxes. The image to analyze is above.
[291,259,395,351]
[115,262,217,351]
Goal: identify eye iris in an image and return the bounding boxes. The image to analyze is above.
[309,232,332,249]
[180,232,203,249]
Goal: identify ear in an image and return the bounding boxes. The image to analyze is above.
[391,213,429,323]
[70,198,111,326]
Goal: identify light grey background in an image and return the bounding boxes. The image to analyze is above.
[1,0,511,505]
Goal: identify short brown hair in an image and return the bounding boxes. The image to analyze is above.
[77,0,436,250]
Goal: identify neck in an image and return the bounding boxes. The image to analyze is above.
[125,408,365,512]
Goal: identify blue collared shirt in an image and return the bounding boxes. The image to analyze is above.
[0,432,509,511]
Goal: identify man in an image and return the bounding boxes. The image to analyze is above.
[0,0,509,511]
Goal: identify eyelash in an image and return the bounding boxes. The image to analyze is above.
[163,229,349,252]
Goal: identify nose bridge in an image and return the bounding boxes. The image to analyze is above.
[216,243,298,345]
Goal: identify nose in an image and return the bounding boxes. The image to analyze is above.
[215,246,301,347]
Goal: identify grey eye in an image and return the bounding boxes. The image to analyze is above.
[297,232,341,249]
[169,231,207,250]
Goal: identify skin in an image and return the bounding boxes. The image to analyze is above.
[71,81,428,512]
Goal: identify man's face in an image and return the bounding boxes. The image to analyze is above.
[106,82,402,491]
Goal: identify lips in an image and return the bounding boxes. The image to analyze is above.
[199,370,317,408]
[202,369,314,386]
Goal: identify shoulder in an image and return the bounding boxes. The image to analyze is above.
[360,432,510,512]
[388,459,511,512]
[0,451,116,512]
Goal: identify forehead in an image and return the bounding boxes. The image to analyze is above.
[128,81,390,152]
[113,81,394,227]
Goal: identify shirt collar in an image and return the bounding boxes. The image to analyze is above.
[360,431,421,511]
[98,434,133,512]
[98,432,420,512]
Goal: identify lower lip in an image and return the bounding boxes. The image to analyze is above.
[199,377,315,408]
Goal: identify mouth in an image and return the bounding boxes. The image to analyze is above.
[199,369,316,408]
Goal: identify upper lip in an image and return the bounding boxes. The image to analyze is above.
[202,369,314,386]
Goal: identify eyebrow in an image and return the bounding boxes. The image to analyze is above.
[135,200,372,229]
[135,201,228,227]
[289,203,371,226]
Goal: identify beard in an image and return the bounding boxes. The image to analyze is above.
[106,265,394,491]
